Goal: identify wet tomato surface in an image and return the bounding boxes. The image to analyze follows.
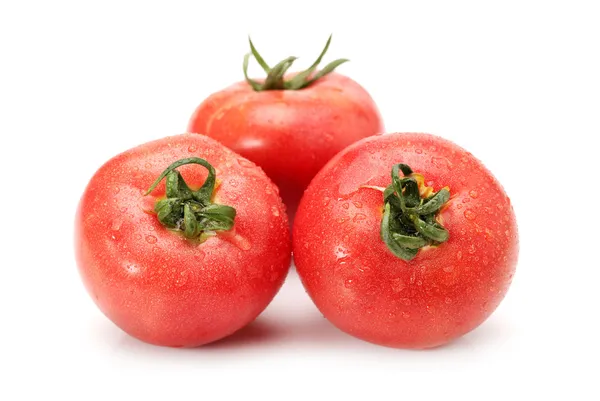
[293,133,518,348]
[76,134,291,347]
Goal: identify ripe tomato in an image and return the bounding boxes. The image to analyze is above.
[293,133,518,349]
[187,36,384,214]
[75,134,291,347]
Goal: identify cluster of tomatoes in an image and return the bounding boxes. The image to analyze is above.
[75,37,518,349]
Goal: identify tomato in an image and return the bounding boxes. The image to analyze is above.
[187,36,384,214]
[293,133,518,349]
[75,134,291,347]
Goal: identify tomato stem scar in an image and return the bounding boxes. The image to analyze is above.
[145,157,236,239]
[381,163,450,261]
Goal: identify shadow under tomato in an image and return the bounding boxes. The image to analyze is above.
[201,313,356,351]
[438,317,514,352]
[105,310,512,355]
[201,319,287,350]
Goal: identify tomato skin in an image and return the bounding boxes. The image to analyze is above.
[75,134,291,347]
[187,73,384,213]
[293,133,518,349]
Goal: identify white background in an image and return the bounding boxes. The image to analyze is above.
[1,1,598,399]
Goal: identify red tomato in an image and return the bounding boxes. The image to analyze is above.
[187,36,384,214]
[293,133,518,349]
[75,134,291,347]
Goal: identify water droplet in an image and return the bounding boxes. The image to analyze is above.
[431,157,445,168]
[120,207,128,213]
[462,197,470,203]
[352,213,366,222]
[391,278,405,293]
[229,179,238,187]
[338,217,347,224]
[456,251,463,260]
[232,234,251,251]
[175,270,190,287]
[271,205,280,216]
[113,187,120,194]
[344,279,354,288]
[496,203,504,210]
[144,162,152,169]
[464,209,477,221]
[148,225,155,231]
[111,219,122,231]
[125,264,139,274]
[415,148,423,154]
[456,203,463,209]
[342,203,349,209]
[445,297,453,304]
[187,144,198,153]
[238,158,254,168]
[352,201,363,208]
[335,246,349,260]
[194,251,205,261]
[443,265,454,273]
[145,235,157,244]
[469,190,479,199]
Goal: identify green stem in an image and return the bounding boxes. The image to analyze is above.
[380,163,451,261]
[243,34,349,91]
[145,157,236,239]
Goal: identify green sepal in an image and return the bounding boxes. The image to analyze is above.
[392,233,429,249]
[380,163,451,261]
[412,216,450,243]
[166,170,193,200]
[381,204,419,261]
[243,34,348,91]
[145,157,237,239]
[416,188,450,215]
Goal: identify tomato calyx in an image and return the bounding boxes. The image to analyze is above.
[243,34,349,91]
[145,157,236,239]
[380,164,450,261]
